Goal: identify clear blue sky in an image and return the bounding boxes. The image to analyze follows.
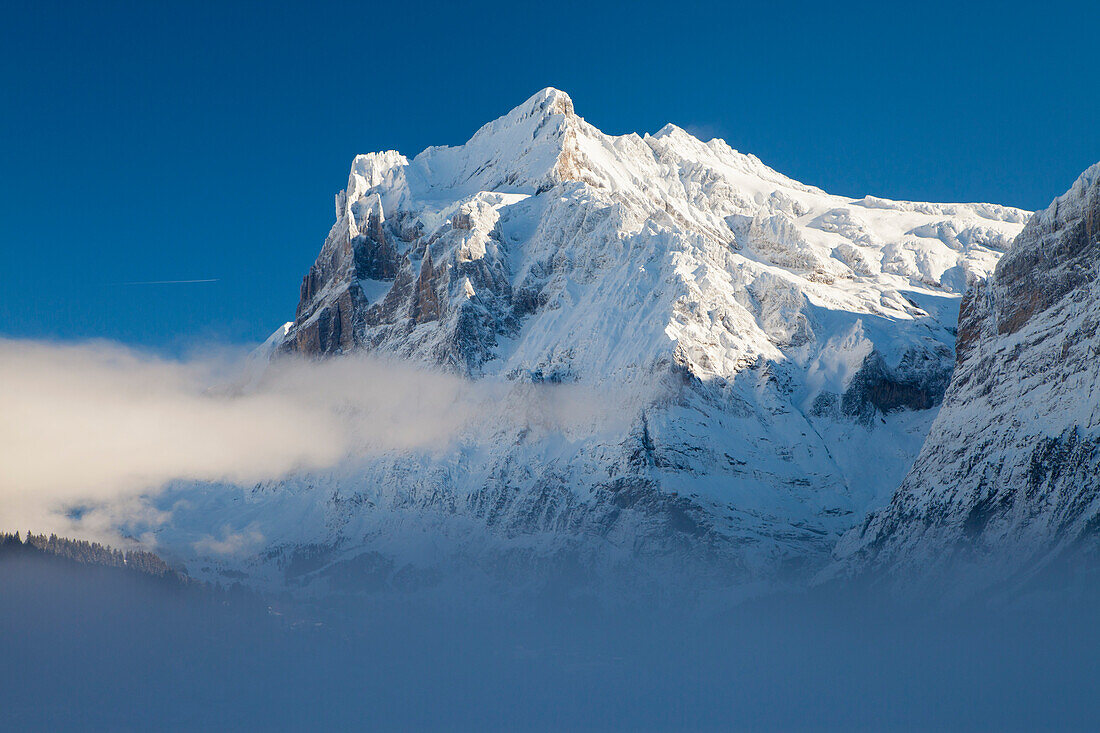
[3,0,1098,348]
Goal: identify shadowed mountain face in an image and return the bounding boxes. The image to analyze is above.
[831,162,1100,591]
[150,89,1032,594]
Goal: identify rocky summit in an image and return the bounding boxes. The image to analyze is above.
[155,89,1037,595]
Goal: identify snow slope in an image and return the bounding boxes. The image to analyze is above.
[148,89,1029,594]
[829,162,1100,593]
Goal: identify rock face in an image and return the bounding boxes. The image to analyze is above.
[163,89,1031,593]
[831,162,1100,589]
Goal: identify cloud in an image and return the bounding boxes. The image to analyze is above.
[0,338,628,540]
[682,123,727,143]
[193,524,266,557]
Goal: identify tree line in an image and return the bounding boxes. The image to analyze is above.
[0,531,183,580]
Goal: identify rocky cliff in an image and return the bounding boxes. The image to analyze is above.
[831,162,1100,591]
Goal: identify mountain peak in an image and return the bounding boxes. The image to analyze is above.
[472,86,578,140]
[227,91,1037,596]
[654,122,688,138]
[520,87,575,119]
[406,87,588,195]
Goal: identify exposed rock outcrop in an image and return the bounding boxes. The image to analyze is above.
[830,162,1100,591]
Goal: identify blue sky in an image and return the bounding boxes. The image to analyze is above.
[3,0,1098,348]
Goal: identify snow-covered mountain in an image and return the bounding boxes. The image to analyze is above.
[830,162,1100,592]
[155,89,1030,593]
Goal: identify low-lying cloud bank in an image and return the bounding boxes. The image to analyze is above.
[6,543,1100,731]
[0,338,627,537]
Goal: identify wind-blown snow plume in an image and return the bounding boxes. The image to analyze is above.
[0,339,625,537]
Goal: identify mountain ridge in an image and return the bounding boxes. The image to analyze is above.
[145,88,1033,595]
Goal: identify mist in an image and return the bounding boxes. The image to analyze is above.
[0,338,628,537]
[6,337,1100,731]
[3,545,1100,731]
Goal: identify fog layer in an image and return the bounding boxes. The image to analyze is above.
[0,338,624,535]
